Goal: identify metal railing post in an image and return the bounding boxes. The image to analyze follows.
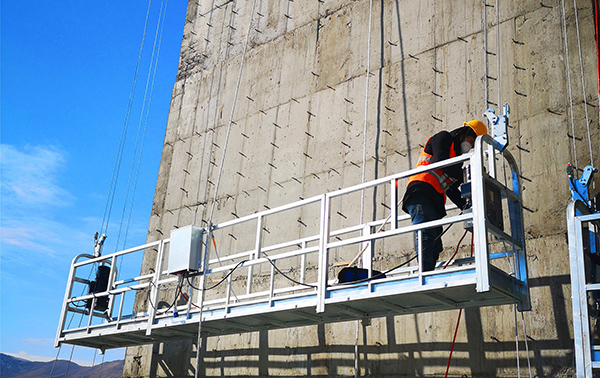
[317,194,330,313]
[248,216,264,295]
[568,202,594,378]
[55,254,95,346]
[146,240,165,336]
[472,137,490,292]
[391,178,398,230]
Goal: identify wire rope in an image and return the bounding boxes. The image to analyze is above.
[208,0,260,223]
[193,0,228,226]
[359,0,374,227]
[116,0,169,251]
[194,3,259,376]
[121,0,169,250]
[495,0,501,107]
[572,0,594,165]
[561,0,579,170]
[483,1,489,109]
[100,0,154,236]
[356,1,374,374]
[98,353,106,378]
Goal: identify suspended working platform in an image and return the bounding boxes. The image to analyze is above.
[56,135,530,351]
[567,199,600,378]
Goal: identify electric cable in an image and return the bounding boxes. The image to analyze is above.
[338,221,457,286]
[187,260,248,291]
[179,285,203,310]
[261,253,318,289]
[146,281,181,315]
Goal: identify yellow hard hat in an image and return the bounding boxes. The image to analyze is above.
[464,120,487,136]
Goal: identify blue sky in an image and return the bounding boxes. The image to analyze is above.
[1,1,188,365]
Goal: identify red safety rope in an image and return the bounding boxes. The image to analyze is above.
[595,0,600,136]
[444,232,474,378]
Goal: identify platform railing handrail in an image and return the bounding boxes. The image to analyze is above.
[568,200,598,378]
[57,133,529,348]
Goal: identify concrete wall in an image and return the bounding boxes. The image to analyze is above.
[123,0,599,376]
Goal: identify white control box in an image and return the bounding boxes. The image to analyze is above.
[167,225,202,275]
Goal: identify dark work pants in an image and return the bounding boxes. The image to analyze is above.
[405,199,444,271]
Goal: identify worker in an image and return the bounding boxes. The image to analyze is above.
[402,120,487,271]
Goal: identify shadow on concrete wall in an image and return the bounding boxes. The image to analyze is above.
[144,274,572,377]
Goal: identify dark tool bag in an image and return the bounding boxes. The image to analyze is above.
[337,266,386,283]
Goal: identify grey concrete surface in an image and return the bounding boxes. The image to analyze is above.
[123,0,599,376]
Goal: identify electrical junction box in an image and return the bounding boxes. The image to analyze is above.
[167,225,203,275]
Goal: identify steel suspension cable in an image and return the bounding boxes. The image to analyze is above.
[193,0,228,225]
[483,0,489,109]
[561,0,580,170]
[356,1,374,375]
[496,0,501,107]
[359,0,374,227]
[119,0,169,251]
[208,0,260,223]
[100,0,154,236]
[572,0,594,165]
[195,3,259,377]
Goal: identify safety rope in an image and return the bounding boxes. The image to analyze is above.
[100,0,154,236]
[117,0,169,251]
[561,0,579,170]
[443,230,470,378]
[595,0,600,140]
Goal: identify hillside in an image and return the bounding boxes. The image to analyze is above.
[0,353,124,378]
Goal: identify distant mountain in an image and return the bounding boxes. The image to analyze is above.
[0,353,124,378]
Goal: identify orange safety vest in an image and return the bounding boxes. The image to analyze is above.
[407,138,457,202]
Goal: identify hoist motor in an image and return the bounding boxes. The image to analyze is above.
[86,265,111,312]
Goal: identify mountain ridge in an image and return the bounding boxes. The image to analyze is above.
[0,353,124,378]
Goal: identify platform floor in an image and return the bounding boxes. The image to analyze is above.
[58,264,527,350]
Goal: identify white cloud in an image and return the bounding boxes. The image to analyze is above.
[6,351,94,367]
[1,144,73,207]
[24,337,55,346]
